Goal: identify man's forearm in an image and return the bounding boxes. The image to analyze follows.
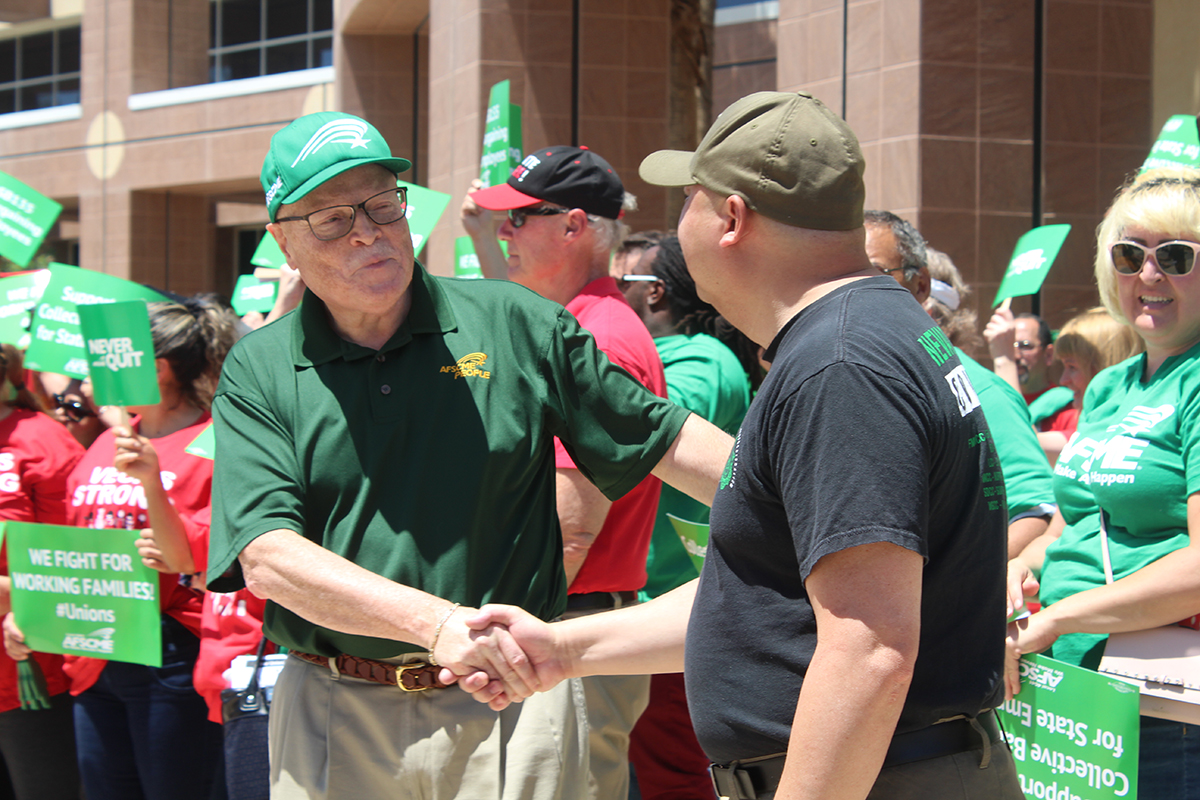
[559,579,696,677]
[240,529,449,648]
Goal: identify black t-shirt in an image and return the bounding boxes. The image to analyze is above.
[685,277,1008,764]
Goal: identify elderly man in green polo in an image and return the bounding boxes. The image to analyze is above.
[206,112,729,800]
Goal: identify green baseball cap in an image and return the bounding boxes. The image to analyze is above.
[639,91,865,230]
[261,112,412,221]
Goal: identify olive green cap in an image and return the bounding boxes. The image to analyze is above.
[639,91,865,230]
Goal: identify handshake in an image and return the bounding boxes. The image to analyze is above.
[429,604,572,711]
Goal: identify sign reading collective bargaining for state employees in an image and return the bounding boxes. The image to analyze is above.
[2,521,162,667]
[998,654,1141,800]
[0,170,62,268]
[23,263,168,378]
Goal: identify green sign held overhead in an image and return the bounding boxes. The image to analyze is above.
[0,171,62,268]
[185,422,215,460]
[998,654,1140,800]
[231,274,278,316]
[249,233,287,270]
[78,301,161,408]
[399,181,451,256]
[0,269,50,348]
[479,80,524,188]
[4,522,163,667]
[993,225,1072,307]
[667,514,709,574]
[455,236,484,279]
[23,264,168,378]
[1142,115,1200,172]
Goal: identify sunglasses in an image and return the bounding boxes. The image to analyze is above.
[52,393,97,423]
[1110,240,1200,276]
[508,207,570,228]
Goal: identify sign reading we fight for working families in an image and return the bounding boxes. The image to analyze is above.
[998,654,1140,800]
[1142,115,1200,172]
[2,521,162,667]
[231,274,278,316]
[77,300,160,408]
[993,224,1072,307]
[0,171,62,268]
[0,269,50,348]
[23,264,167,378]
[479,80,524,189]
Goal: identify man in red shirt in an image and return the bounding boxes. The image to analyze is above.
[471,146,667,800]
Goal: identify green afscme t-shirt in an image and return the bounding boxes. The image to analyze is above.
[208,267,689,658]
[1042,342,1200,669]
[640,333,749,601]
[958,351,1056,521]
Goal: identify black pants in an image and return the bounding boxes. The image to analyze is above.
[0,691,80,800]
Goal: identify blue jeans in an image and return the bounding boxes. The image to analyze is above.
[1138,716,1200,799]
[74,616,221,800]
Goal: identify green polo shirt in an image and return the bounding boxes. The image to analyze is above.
[208,265,690,658]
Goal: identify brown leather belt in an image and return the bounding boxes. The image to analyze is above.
[566,590,638,612]
[292,650,451,692]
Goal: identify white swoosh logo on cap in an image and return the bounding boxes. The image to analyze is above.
[291,119,372,167]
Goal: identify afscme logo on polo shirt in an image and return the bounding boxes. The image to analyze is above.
[440,352,491,380]
[291,119,372,168]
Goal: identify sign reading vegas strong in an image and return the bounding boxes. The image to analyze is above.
[3,522,162,666]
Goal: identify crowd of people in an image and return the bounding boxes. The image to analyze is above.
[0,92,1197,800]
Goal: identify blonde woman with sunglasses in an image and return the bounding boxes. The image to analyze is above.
[1008,167,1200,797]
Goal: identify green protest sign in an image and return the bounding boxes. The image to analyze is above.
[0,170,62,268]
[1142,115,1200,172]
[667,514,710,573]
[455,236,484,279]
[185,422,215,460]
[23,264,168,377]
[5,522,162,667]
[399,181,451,256]
[78,301,160,408]
[231,274,278,315]
[479,80,524,188]
[998,654,1140,799]
[249,233,287,269]
[993,224,1072,307]
[0,269,50,348]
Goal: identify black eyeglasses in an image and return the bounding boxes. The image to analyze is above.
[53,393,96,423]
[1110,240,1200,276]
[508,206,570,228]
[1014,340,1040,352]
[276,187,408,241]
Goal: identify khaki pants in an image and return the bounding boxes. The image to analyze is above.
[579,674,651,800]
[269,654,589,800]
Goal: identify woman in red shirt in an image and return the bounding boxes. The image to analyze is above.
[6,297,239,800]
[0,344,85,799]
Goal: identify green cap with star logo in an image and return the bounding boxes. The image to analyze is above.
[261,112,412,221]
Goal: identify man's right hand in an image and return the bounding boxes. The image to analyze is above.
[442,605,570,710]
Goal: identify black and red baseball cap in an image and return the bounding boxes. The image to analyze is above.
[472,145,625,220]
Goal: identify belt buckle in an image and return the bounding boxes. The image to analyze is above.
[396,661,432,692]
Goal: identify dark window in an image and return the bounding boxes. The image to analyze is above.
[210,0,333,83]
[0,25,83,113]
